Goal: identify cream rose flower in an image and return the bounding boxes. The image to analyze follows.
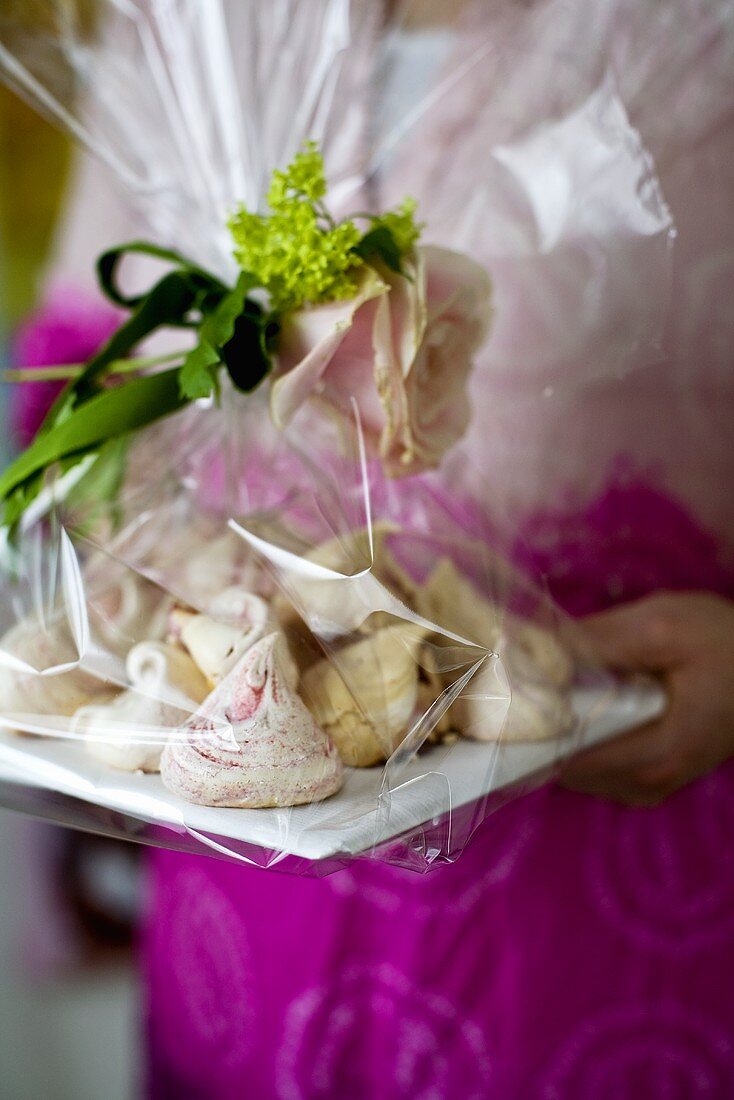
[270,244,492,476]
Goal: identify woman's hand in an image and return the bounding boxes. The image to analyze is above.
[561,592,734,806]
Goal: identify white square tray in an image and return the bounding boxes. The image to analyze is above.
[0,681,665,863]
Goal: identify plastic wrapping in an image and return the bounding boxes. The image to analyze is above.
[0,0,678,873]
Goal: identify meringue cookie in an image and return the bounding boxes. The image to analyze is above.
[501,616,574,689]
[180,532,267,605]
[413,557,501,647]
[170,588,270,687]
[160,633,344,808]
[0,618,110,721]
[455,659,572,743]
[416,557,572,677]
[502,682,573,742]
[415,558,575,736]
[87,569,171,654]
[300,625,422,767]
[76,642,209,773]
[272,523,418,652]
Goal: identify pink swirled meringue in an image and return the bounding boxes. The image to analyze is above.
[160,633,344,808]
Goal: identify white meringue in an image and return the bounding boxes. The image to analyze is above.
[300,625,423,767]
[87,570,171,654]
[160,632,344,808]
[170,588,270,683]
[414,558,575,740]
[180,532,266,606]
[76,642,209,772]
[0,618,110,721]
[501,616,574,689]
[455,658,572,743]
[272,523,418,649]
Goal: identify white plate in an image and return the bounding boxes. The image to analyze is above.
[0,681,666,863]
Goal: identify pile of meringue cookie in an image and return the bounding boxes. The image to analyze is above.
[0,530,575,811]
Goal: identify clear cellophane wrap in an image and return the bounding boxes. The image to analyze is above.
[2,0,717,873]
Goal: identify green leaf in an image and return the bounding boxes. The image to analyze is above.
[180,340,222,400]
[180,272,261,399]
[2,472,44,532]
[0,368,186,508]
[64,436,129,535]
[39,271,202,435]
[353,225,404,275]
[202,271,258,347]
[37,246,230,439]
[3,239,265,534]
[77,273,200,392]
[1,454,97,547]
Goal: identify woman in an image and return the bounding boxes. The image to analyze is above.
[13,0,734,1096]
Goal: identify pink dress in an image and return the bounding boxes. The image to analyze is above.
[13,2,734,1097]
[140,4,734,1096]
[142,480,734,1100]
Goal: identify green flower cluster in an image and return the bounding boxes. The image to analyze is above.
[375,198,422,256]
[266,141,327,206]
[228,142,422,314]
[229,143,362,313]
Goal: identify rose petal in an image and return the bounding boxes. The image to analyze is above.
[372,251,427,463]
[270,269,388,429]
[379,245,492,476]
[422,245,493,337]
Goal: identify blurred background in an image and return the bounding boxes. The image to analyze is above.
[0,82,139,1100]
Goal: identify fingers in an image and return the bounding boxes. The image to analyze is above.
[562,718,665,785]
[561,775,667,808]
[561,683,685,805]
[560,683,704,807]
[561,594,734,808]
[579,593,691,672]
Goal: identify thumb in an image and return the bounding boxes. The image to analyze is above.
[578,594,687,673]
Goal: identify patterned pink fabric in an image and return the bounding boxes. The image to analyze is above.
[142,479,734,1099]
[514,463,734,617]
[145,769,734,1099]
